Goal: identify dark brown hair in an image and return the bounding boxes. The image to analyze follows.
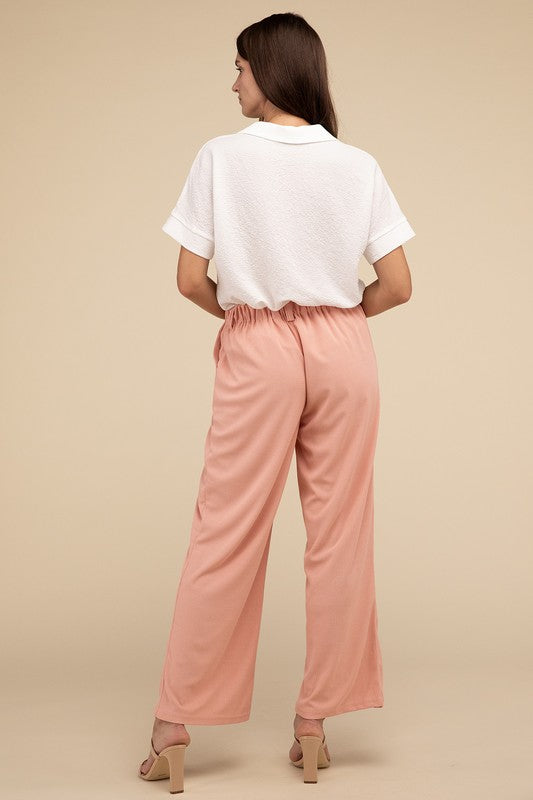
[236,12,338,138]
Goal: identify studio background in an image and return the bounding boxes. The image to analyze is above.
[1,1,531,798]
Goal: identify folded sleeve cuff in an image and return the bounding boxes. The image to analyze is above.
[162,212,215,260]
[364,218,415,265]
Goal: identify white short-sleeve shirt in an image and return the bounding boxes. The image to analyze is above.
[162,121,415,311]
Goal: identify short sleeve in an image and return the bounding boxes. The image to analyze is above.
[363,159,415,265]
[162,143,215,259]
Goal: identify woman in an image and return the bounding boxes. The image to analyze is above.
[139,11,415,792]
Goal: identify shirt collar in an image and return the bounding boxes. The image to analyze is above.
[239,120,336,144]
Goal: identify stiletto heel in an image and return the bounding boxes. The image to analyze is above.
[139,737,189,793]
[290,734,331,782]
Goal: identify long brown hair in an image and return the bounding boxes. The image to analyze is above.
[236,12,339,138]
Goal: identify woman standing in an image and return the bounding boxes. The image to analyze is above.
[140,11,415,792]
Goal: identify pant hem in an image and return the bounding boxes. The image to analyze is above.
[155,709,250,725]
[295,698,384,718]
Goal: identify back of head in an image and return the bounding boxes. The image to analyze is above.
[236,12,338,138]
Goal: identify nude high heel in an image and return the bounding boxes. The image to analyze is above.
[290,734,331,783]
[138,737,189,793]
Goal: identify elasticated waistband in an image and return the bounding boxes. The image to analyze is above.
[225,301,360,328]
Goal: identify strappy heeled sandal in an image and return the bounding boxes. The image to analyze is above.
[138,736,189,794]
[290,733,331,783]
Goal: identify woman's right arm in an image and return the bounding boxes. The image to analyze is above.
[360,246,412,317]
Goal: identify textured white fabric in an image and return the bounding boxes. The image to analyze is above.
[162,121,415,311]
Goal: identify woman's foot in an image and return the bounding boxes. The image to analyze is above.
[289,713,330,763]
[139,717,191,775]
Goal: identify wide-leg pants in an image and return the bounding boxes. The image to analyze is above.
[154,301,384,724]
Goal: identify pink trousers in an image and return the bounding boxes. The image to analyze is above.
[154,301,384,724]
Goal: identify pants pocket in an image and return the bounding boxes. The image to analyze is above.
[212,321,226,367]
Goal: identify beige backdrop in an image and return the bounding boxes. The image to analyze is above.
[1,1,531,798]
